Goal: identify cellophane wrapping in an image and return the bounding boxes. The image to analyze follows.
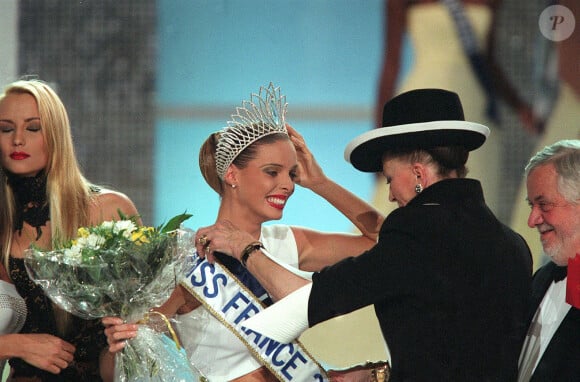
[24,214,208,381]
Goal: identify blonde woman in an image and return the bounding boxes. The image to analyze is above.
[0,79,139,382]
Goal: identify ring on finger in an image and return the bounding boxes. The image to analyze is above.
[198,235,208,246]
[205,245,211,254]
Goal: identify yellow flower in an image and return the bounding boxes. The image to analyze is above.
[131,227,154,245]
[77,227,90,238]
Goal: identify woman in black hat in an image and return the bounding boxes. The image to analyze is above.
[193,88,533,381]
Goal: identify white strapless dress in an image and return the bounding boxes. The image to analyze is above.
[0,280,27,373]
[175,224,299,380]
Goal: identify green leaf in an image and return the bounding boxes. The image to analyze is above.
[116,209,142,224]
[160,212,192,233]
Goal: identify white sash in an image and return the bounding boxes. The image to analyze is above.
[180,253,329,381]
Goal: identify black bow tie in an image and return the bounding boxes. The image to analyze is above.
[553,266,568,282]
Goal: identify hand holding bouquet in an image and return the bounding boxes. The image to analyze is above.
[25,212,207,382]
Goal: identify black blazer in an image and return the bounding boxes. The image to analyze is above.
[309,179,533,382]
[528,263,580,382]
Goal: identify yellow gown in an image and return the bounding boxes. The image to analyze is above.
[372,2,502,218]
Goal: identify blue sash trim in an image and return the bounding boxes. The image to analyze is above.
[181,254,328,382]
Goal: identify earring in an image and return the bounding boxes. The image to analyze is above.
[415,183,423,194]
[231,184,237,189]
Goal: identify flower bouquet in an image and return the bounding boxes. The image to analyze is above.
[24,212,207,382]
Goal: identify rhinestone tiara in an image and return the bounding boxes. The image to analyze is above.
[216,83,288,180]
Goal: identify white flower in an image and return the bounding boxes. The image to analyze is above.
[101,221,114,230]
[86,233,106,248]
[76,237,88,248]
[63,246,82,265]
[114,220,137,238]
[75,233,105,249]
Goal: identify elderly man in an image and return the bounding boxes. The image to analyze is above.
[517,139,580,381]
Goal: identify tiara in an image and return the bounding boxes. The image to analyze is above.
[216,83,288,179]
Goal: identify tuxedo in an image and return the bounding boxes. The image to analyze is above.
[308,179,533,381]
[525,262,580,381]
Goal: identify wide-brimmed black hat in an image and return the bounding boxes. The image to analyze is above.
[344,88,489,172]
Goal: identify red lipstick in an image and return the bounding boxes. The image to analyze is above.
[266,194,288,210]
[10,152,30,160]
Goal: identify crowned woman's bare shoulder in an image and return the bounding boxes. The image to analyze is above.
[88,188,140,225]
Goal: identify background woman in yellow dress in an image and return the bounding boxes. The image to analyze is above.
[373,0,535,218]
[510,0,580,269]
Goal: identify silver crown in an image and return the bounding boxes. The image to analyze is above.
[216,83,288,179]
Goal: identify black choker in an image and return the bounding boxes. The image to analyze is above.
[7,171,50,240]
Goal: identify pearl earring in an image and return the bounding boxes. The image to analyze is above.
[231,184,237,189]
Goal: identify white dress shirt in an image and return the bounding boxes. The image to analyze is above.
[517,278,571,381]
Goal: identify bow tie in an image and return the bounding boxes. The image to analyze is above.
[553,266,568,282]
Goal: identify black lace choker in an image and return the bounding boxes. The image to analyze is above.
[7,171,50,240]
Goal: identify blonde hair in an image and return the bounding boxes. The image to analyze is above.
[0,79,95,334]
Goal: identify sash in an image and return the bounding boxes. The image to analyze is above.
[441,0,499,124]
[180,253,329,382]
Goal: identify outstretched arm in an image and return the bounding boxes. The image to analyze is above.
[288,125,384,239]
[286,125,383,270]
